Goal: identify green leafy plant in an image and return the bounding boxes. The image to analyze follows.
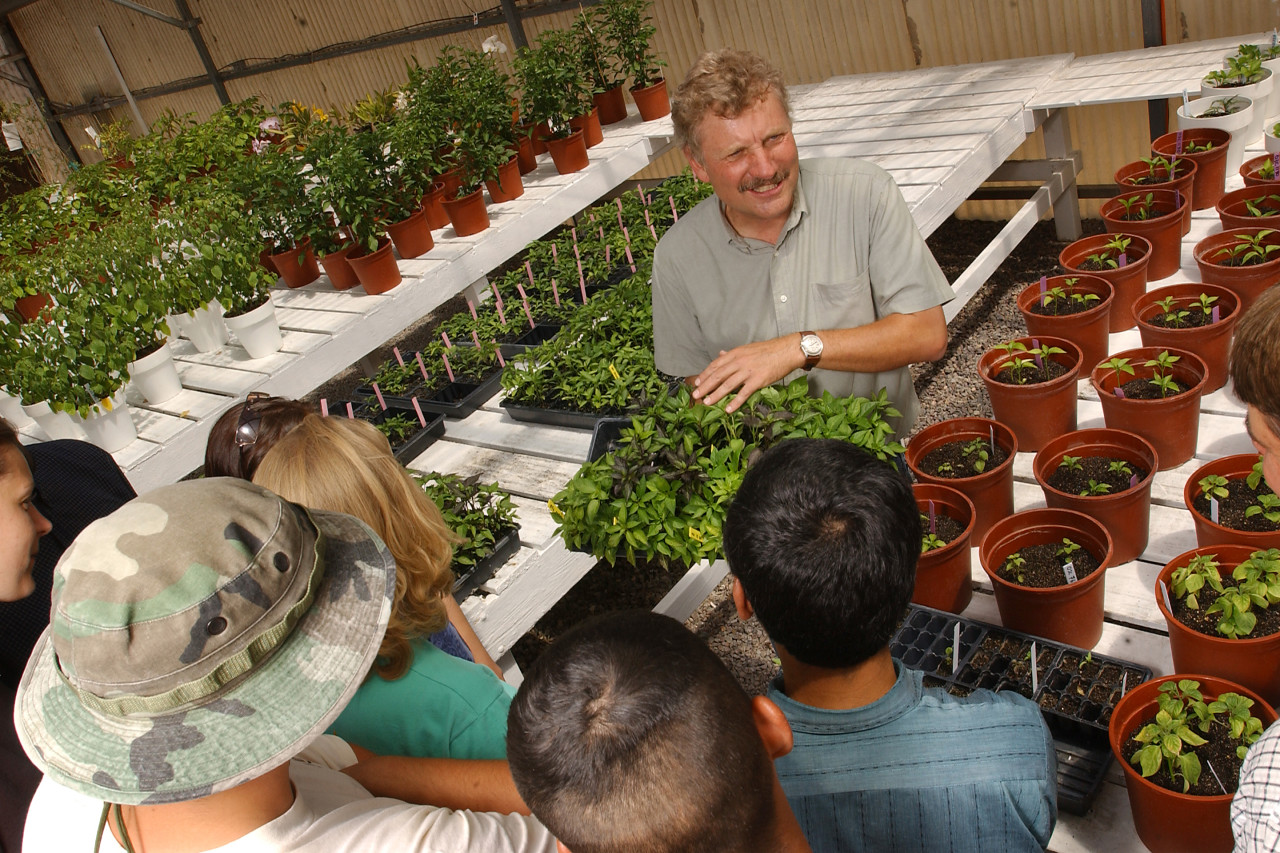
[374,413,418,443]
[1058,454,1083,473]
[1115,192,1159,221]
[1200,95,1250,117]
[1039,276,1100,312]
[415,471,519,571]
[1058,538,1082,562]
[1102,356,1135,381]
[1244,193,1280,217]
[961,438,990,473]
[1199,474,1231,501]
[1249,457,1268,491]
[1145,350,1182,399]
[596,0,667,88]
[1246,493,1280,525]
[1080,480,1111,497]
[1109,460,1134,478]
[1154,295,1191,328]
[1213,229,1280,267]
[1130,680,1211,792]
[921,531,947,553]
[1002,552,1027,584]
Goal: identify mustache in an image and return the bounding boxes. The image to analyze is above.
[739,170,789,192]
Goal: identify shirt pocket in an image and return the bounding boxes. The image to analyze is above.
[811,273,876,326]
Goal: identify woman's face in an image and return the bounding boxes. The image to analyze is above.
[0,444,52,601]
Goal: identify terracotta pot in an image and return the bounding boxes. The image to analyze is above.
[484,156,525,204]
[977,507,1114,648]
[1109,674,1278,853]
[347,236,401,295]
[1193,227,1280,314]
[267,237,321,288]
[594,85,629,125]
[1016,275,1113,373]
[1132,284,1240,392]
[905,417,1017,543]
[545,129,590,175]
[1184,454,1280,549]
[913,483,976,614]
[1099,188,1187,280]
[1241,153,1280,188]
[530,123,550,155]
[442,188,490,237]
[1115,156,1197,234]
[436,167,464,200]
[318,242,362,291]
[386,209,434,259]
[1032,428,1158,564]
[513,133,537,175]
[1157,546,1280,705]
[1058,233,1152,332]
[1090,346,1207,470]
[977,335,1081,452]
[1151,127,1231,210]
[630,78,671,121]
[569,106,604,148]
[1214,183,1280,230]
[15,293,53,323]
[421,182,451,230]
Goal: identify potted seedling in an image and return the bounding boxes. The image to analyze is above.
[1216,184,1280,230]
[1115,155,1197,232]
[906,417,1017,542]
[1100,189,1187,279]
[597,0,669,120]
[1177,94,1254,174]
[1184,454,1280,550]
[978,507,1113,649]
[1152,127,1230,210]
[1016,274,1113,368]
[976,335,1081,452]
[1033,428,1158,564]
[1058,233,1151,331]
[1193,227,1280,313]
[1131,284,1240,392]
[514,30,595,174]
[1110,675,1276,853]
[571,7,629,124]
[1090,347,1208,470]
[1202,51,1272,142]
[913,483,976,614]
[415,471,521,594]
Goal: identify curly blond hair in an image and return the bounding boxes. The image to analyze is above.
[254,414,458,680]
[672,49,790,162]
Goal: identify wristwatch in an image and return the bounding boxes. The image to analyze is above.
[799,331,823,371]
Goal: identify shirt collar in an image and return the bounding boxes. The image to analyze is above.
[767,660,921,732]
[717,163,808,250]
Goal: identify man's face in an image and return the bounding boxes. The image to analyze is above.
[686,93,800,241]
[1246,405,1280,493]
[0,444,50,602]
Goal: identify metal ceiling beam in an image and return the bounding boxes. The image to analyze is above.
[172,0,228,104]
[101,0,184,29]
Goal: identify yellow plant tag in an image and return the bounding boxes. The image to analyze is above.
[689,527,704,542]
[608,363,621,381]
[548,499,563,517]
[100,396,114,412]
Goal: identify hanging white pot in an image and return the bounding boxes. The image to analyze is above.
[74,389,136,453]
[222,297,283,360]
[173,299,228,352]
[23,399,87,441]
[128,341,183,404]
[1178,95,1254,174]
[0,389,35,428]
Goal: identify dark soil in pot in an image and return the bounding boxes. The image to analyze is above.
[1169,574,1280,639]
[1146,306,1217,328]
[1191,479,1280,532]
[1119,717,1245,796]
[1047,456,1149,496]
[989,359,1070,384]
[996,541,1103,587]
[921,512,965,547]
[917,437,1011,478]
[1116,377,1193,399]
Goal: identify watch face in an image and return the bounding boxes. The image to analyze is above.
[801,334,823,357]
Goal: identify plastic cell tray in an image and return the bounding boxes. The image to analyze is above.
[452,525,521,601]
[415,371,504,419]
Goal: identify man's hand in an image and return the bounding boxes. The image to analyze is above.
[692,335,802,412]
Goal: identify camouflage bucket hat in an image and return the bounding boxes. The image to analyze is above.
[14,477,394,805]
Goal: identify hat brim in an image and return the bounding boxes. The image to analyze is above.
[15,508,394,805]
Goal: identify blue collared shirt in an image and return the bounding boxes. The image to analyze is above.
[769,663,1057,852]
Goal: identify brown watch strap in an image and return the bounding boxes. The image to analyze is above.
[800,330,820,371]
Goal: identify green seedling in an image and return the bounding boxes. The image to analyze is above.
[1244,194,1280,217]
[1145,350,1182,398]
[1200,95,1249,117]
[1116,192,1158,221]
[1214,229,1279,266]
[1003,552,1026,584]
[961,438,989,473]
[1154,295,1191,327]
[1058,454,1083,472]
[1246,493,1280,525]
[1109,460,1134,478]
[1171,553,1223,611]
[1199,474,1230,501]
[1081,480,1112,497]
[921,532,947,554]
[1058,538,1082,562]
[1248,457,1267,490]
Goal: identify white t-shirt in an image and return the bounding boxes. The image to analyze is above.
[23,736,556,853]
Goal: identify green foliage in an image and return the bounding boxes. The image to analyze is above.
[1080,479,1111,497]
[1199,474,1230,501]
[595,0,667,87]
[374,413,417,443]
[415,471,519,570]
[515,30,595,140]
[1213,229,1280,267]
[1249,456,1268,491]
[961,437,989,473]
[1171,553,1223,612]
[1246,493,1280,524]
[1058,538,1082,561]
[1145,350,1182,399]
[1058,454,1083,472]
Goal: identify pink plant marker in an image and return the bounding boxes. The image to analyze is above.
[525,261,536,288]
[416,351,431,383]
[1273,152,1280,177]
[1175,130,1184,155]
[551,277,561,306]
[493,344,506,368]
[392,347,405,367]
[441,350,454,383]
[1130,473,1139,490]
[623,225,631,245]
[577,257,588,303]
[927,501,936,534]
[471,329,481,347]
[493,294,507,325]
[670,196,679,222]
[605,245,611,265]
[551,243,557,263]
[372,382,386,410]
[571,226,577,245]
[599,226,605,241]
[441,331,452,349]
[989,426,996,455]
[615,197,624,229]
[1118,252,1128,268]
[345,402,355,419]
[466,298,478,322]
[625,245,636,273]
[1039,275,1048,308]
[411,397,426,427]
[516,283,536,327]
[1031,338,1042,369]
[1115,387,1125,398]
[1212,305,1220,323]
[320,398,329,416]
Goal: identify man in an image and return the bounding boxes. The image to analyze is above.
[1228,286,1280,851]
[724,438,1057,852]
[652,49,951,437]
[16,477,554,852]
[506,610,813,853]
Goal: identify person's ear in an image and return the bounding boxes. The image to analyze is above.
[751,695,793,759]
[731,577,754,621]
[684,144,709,183]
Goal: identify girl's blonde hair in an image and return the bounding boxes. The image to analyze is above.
[254,414,458,680]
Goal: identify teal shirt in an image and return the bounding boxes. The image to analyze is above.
[329,637,516,759]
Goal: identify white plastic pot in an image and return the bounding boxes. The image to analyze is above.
[1266,120,1280,154]
[0,390,34,428]
[23,399,86,441]
[223,297,283,360]
[174,299,228,352]
[1178,95,1254,174]
[128,341,183,404]
[75,390,136,453]
[1202,68,1272,143]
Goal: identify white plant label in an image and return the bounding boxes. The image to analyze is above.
[1211,497,1219,524]
[1159,579,1173,613]
[1062,561,1078,584]
[952,622,960,675]
[1,122,20,151]
[1030,641,1038,694]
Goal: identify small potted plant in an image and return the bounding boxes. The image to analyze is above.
[1099,189,1187,280]
[1131,284,1240,392]
[1090,347,1208,470]
[1016,274,1113,368]
[414,470,522,593]
[1058,232,1151,330]
[1151,127,1230,210]
[1240,153,1280,188]
[1109,675,1275,853]
[1032,428,1158,564]
[1184,454,1280,550]
[913,483,975,614]
[597,0,669,120]
[1216,184,1280,230]
[1192,227,1280,313]
[1202,51,1272,141]
[1114,155,1197,232]
[515,30,595,174]
[1158,546,1280,704]
[571,7,628,125]
[905,417,1017,542]
[1177,94,1254,175]
[978,507,1113,649]
[976,335,1081,452]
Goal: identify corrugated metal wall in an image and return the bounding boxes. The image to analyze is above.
[7,0,1280,218]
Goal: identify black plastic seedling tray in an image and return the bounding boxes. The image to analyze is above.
[330,401,446,464]
[452,525,521,601]
[416,371,504,419]
[500,399,614,430]
[891,603,1153,816]
[587,416,632,461]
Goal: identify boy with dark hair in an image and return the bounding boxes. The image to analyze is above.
[506,610,813,853]
[725,438,1057,852]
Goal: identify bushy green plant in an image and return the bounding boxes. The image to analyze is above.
[415,471,519,571]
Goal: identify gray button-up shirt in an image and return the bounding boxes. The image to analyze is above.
[652,158,953,437]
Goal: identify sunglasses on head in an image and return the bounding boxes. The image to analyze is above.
[235,392,272,450]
